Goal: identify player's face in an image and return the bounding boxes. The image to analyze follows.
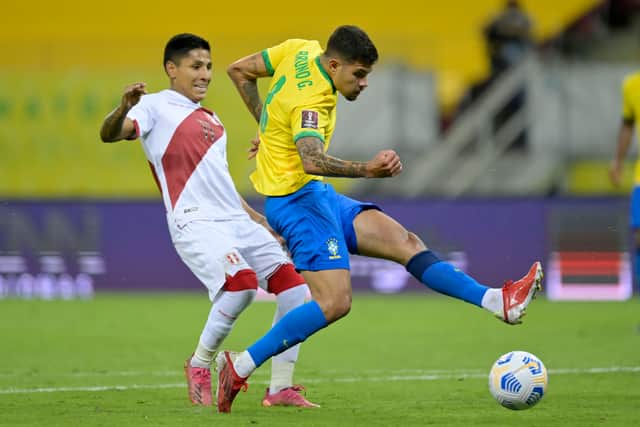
[333,61,372,101]
[167,48,212,103]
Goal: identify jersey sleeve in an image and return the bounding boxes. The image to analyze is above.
[622,77,635,123]
[126,95,155,139]
[261,39,308,76]
[290,103,330,144]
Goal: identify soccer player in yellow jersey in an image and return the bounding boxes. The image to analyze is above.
[214,25,543,413]
[609,71,640,286]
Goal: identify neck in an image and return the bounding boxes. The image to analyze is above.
[319,54,331,74]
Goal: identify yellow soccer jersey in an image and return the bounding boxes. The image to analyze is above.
[250,39,338,196]
[622,72,640,184]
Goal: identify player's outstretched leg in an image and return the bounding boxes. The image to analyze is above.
[405,247,542,324]
[216,351,249,413]
[184,355,213,406]
[498,261,543,324]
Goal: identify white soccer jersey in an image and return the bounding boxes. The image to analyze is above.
[127,89,247,224]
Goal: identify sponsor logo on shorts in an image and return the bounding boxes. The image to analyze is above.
[326,237,341,260]
[301,110,318,129]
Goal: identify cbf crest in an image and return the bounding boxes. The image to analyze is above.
[326,237,341,260]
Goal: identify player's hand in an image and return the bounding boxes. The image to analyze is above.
[121,82,147,110]
[365,150,403,178]
[248,133,261,159]
[608,160,623,187]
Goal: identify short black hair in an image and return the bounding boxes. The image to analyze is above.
[326,25,378,66]
[163,33,210,67]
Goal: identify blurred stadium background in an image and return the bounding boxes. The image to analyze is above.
[1,0,638,299]
[2,1,640,425]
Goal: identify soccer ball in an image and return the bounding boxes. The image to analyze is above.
[488,350,548,410]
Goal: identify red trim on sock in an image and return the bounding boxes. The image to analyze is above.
[223,269,258,292]
[267,264,305,295]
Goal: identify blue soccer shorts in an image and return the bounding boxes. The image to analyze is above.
[264,180,380,271]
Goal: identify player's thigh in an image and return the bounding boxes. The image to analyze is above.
[330,187,424,263]
[352,209,425,265]
[169,220,251,299]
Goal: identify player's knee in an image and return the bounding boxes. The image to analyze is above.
[335,293,352,318]
[223,269,259,292]
[267,263,306,294]
[322,293,352,322]
[407,232,426,252]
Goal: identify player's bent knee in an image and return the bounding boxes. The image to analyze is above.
[407,232,426,252]
[267,263,306,294]
[223,269,259,291]
[321,293,352,322]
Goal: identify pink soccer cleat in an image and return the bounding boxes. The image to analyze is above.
[499,261,543,324]
[215,351,248,413]
[262,385,320,408]
[184,356,212,406]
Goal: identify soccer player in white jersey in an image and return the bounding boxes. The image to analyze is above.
[99,33,319,409]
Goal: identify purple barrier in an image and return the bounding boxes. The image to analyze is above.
[0,197,631,298]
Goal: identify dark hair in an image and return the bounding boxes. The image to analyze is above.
[163,33,210,67]
[326,25,378,66]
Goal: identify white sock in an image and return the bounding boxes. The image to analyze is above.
[191,342,215,368]
[481,288,502,313]
[233,351,257,378]
[269,286,307,392]
[191,289,256,368]
[269,360,296,394]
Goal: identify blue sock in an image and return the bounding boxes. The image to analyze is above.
[406,250,488,307]
[247,300,328,367]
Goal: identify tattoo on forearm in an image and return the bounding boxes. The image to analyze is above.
[297,138,367,177]
[241,81,263,123]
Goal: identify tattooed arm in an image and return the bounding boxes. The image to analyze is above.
[227,53,272,123]
[296,136,404,178]
[100,82,147,143]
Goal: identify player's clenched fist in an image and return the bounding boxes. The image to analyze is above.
[365,149,403,178]
[121,82,148,110]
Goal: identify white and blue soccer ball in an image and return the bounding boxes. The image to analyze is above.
[488,350,548,410]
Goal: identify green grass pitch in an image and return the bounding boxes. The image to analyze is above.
[1,293,638,426]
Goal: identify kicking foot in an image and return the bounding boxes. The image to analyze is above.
[499,261,543,324]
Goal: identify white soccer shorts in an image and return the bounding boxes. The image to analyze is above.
[168,218,290,301]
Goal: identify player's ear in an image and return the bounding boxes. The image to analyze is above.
[327,58,341,75]
[165,61,177,79]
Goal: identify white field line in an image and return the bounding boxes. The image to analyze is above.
[0,366,638,395]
